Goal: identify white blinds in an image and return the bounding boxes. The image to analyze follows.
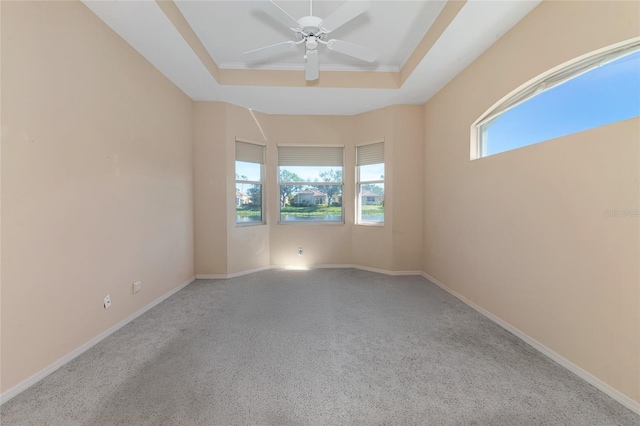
[356,142,384,166]
[236,141,265,164]
[278,146,344,167]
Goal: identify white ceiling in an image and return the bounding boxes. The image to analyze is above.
[82,0,541,115]
[176,0,447,71]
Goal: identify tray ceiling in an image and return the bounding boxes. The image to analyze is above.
[82,0,541,115]
[176,0,447,71]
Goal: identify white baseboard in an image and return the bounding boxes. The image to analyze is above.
[196,266,272,280]
[197,264,424,279]
[195,273,232,279]
[0,276,196,406]
[316,264,423,276]
[420,271,640,416]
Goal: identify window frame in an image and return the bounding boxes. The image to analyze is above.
[356,140,385,226]
[277,145,345,225]
[473,38,640,159]
[235,139,266,227]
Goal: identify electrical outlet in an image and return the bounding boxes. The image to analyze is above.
[103,295,112,309]
[132,281,142,294]
[298,247,303,256]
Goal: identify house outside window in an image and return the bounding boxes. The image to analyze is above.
[278,146,344,223]
[356,141,384,224]
[235,140,265,225]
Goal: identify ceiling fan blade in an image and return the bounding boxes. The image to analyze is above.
[319,0,371,33]
[258,0,302,31]
[326,39,377,63]
[244,41,298,59]
[305,49,319,81]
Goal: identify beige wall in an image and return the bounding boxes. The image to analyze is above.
[192,105,425,274]
[264,114,356,269]
[351,104,425,272]
[193,102,272,276]
[1,1,195,393]
[390,106,424,271]
[423,0,640,403]
[194,102,227,275]
[226,105,270,274]
[353,107,394,270]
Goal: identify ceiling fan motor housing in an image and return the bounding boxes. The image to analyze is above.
[297,16,324,51]
[298,15,323,34]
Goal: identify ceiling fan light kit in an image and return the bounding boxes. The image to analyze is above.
[245,0,378,81]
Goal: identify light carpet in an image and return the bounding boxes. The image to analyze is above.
[1,269,638,425]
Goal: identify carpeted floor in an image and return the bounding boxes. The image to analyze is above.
[1,269,638,425]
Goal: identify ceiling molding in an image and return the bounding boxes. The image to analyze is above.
[155,0,220,82]
[155,0,466,90]
[218,68,399,89]
[400,0,467,85]
[217,62,401,73]
[394,0,448,69]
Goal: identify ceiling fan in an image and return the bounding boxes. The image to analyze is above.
[245,0,378,81]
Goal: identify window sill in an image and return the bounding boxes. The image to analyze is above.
[236,222,266,228]
[355,222,385,227]
[278,221,344,226]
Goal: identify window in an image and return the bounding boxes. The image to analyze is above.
[356,141,384,224]
[476,40,640,158]
[278,146,344,223]
[235,140,265,225]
